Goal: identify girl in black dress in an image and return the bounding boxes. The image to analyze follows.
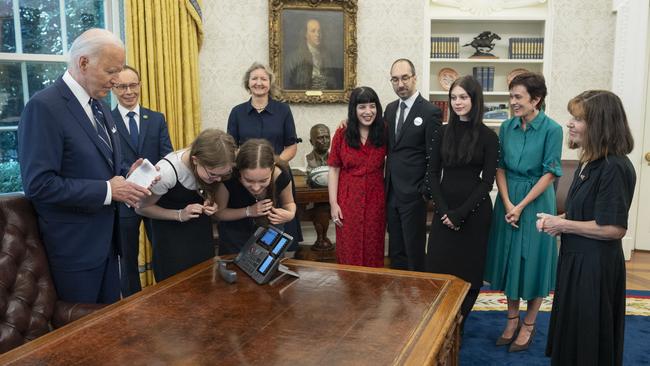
[215,139,296,254]
[537,90,636,365]
[426,76,499,333]
[137,129,237,281]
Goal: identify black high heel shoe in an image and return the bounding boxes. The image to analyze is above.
[496,315,520,346]
[509,321,535,352]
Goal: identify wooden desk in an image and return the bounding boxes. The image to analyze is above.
[295,186,335,257]
[0,260,468,366]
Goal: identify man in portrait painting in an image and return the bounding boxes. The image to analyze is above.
[284,18,343,90]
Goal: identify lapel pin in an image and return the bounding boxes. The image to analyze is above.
[414,117,423,126]
[143,114,149,119]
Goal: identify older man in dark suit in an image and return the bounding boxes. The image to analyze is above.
[111,65,173,297]
[384,58,442,271]
[18,28,150,303]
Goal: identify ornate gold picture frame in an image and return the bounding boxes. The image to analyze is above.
[269,0,357,103]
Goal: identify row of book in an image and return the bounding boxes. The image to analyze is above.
[472,66,495,91]
[431,100,449,123]
[509,37,544,59]
[430,35,544,59]
[430,37,460,58]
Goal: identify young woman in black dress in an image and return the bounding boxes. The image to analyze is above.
[137,129,237,281]
[215,139,296,254]
[425,75,499,333]
[537,90,636,365]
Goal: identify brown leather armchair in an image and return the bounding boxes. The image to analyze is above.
[0,193,104,354]
[555,160,579,215]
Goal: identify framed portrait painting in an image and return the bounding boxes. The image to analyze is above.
[269,0,357,103]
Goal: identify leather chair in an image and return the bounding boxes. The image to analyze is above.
[0,193,104,354]
[556,160,579,215]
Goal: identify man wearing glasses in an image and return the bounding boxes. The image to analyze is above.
[384,58,442,272]
[111,65,173,296]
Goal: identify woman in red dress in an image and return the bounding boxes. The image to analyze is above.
[328,87,387,267]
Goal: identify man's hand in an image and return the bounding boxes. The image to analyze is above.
[110,176,151,208]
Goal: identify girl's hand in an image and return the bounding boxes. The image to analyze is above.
[202,200,218,216]
[249,199,273,217]
[181,203,204,222]
[267,207,294,224]
[441,214,459,231]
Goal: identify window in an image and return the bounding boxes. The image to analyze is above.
[0,0,122,193]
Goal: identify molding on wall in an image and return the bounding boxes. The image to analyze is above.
[611,0,650,257]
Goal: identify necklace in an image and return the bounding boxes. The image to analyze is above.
[579,161,589,180]
[251,101,267,113]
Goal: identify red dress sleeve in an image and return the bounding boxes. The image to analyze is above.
[327,127,345,167]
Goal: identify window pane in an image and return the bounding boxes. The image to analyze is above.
[0,61,22,192]
[26,61,66,98]
[65,0,105,50]
[0,0,15,52]
[20,0,62,54]
[0,61,23,125]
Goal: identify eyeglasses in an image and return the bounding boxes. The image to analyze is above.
[113,82,140,91]
[390,75,414,84]
[201,165,232,179]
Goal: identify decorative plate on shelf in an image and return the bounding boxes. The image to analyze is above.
[506,68,529,88]
[438,67,459,91]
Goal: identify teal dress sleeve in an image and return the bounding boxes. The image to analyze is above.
[542,121,563,177]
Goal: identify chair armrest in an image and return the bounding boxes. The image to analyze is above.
[52,301,106,329]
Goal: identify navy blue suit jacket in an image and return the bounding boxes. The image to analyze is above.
[18,77,122,272]
[111,106,173,217]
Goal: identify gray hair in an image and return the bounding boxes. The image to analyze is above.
[242,62,278,97]
[67,28,124,71]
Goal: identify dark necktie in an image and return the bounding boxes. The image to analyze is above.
[396,101,407,137]
[127,111,139,148]
[89,98,114,167]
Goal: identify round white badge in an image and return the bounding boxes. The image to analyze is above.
[414,117,423,126]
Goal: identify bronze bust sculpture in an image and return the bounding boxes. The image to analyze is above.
[305,124,330,173]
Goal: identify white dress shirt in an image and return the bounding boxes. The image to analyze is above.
[395,90,420,134]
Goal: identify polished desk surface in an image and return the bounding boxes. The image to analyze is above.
[0,260,468,366]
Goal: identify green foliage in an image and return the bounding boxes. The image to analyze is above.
[0,160,23,193]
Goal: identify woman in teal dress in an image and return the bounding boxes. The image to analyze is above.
[484,72,563,352]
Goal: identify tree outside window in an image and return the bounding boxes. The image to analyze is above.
[0,0,113,193]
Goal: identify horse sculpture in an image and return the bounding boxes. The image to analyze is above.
[463,31,501,57]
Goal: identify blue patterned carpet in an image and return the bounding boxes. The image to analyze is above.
[459,291,650,365]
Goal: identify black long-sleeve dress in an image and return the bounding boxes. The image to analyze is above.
[426,122,499,288]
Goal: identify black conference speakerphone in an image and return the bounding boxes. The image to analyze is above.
[234,225,293,284]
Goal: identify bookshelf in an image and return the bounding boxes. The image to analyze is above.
[424,1,551,126]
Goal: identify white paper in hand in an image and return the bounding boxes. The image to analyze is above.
[126,159,157,188]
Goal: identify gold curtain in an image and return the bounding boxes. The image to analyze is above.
[124,0,203,287]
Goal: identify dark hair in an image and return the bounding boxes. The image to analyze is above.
[441,76,485,166]
[122,65,140,80]
[235,138,287,210]
[391,58,416,76]
[190,129,237,202]
[345,87,385,149]
[567,90,634,162]
[508,72,547,110]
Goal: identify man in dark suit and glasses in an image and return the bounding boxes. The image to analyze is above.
[18,28,151,304]
[384,58,442,271]
[111,65,173,297]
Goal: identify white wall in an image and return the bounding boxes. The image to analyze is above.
[199,0,617,164]
[199,0,427,169]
